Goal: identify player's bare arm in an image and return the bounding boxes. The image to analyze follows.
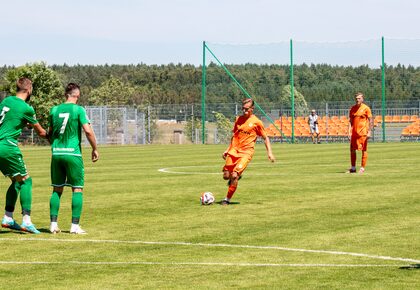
[367,117,373,138]
[222,137,234,159]
[82,123,99,162]
[264,136,275,162]
[32,123,48,139]
[348,122,352,140]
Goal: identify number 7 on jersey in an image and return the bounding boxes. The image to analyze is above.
[59,113,70,134]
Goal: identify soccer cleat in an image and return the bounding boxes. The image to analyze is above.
[1,217,22,231]
[359,168,365,174]
[50,225,61,234]
[20,223,41,234]
[221,199,231,205]
[345,168,356,174]
[70,225,87,235]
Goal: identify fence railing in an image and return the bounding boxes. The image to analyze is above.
[19,102,420,145]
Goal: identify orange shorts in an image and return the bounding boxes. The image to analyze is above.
[223,154,252,176]
[351,135,368,151]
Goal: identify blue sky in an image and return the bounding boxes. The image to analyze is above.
[1,0,419,66]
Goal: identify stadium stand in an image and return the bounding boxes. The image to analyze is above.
[267,114,420,142]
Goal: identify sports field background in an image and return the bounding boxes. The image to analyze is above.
[0,143,419,289]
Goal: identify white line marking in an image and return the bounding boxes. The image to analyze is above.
[1,238,419,264]
[0,261,402,267]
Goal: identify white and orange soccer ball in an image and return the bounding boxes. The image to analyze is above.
[200,192,215,205]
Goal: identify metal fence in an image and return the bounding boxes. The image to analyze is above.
[84,107,146,145]
[19,102,420,145]
[146,101,420,144]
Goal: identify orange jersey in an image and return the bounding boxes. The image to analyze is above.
[227,114,267,158]
[349,103,372,137]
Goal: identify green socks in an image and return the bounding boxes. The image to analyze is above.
[72,192,83,224]
[19,177,32,215]
[49,191,62,222]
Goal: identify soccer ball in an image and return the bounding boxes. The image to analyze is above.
[200,192,215,205]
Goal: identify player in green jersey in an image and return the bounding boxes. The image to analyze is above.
[0,77,49,234]
[48,83,99,234]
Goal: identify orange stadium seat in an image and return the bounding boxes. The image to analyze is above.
[401,128,411,136]
[392,115,401,122]
[410,115,419,122]
[401,115,410,122]
[385,116,392,122]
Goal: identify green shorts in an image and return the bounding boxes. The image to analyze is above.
[51,154,84,188]
[0,140,28,177]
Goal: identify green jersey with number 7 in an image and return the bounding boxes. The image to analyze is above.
[48,103,90,156]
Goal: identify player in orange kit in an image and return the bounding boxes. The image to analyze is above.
[347,92,373,174]
[221,98,275,205]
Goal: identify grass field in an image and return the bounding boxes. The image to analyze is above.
[0,143,419,289]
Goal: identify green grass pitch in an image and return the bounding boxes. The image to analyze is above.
[0,143,419,289]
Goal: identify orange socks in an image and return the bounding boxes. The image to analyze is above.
[361,151,368,168]
[227,184,237,199]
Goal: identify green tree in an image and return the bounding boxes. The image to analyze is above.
[2,62,63,127]
[280,85,308,114]
[184,117,201,143]
[212,111,233,144]
[88,76,135,106]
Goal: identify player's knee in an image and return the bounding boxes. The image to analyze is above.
[53,186,64,194]
[223,171,230,180]
[231,172,239,180]
[16,175,31,185]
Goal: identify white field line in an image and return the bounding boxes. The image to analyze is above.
[1,238,419,264]
[0,260,402,267]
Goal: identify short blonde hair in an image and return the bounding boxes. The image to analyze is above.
[354,92,364,99]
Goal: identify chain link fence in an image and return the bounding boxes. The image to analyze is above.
[18,101,420,145]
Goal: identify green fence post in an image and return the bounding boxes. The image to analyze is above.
[290,39,295,143]
[201,41,207,144]
[381,36,386,142]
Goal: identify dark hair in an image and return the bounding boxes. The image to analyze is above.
[16,77,32,93]
[65,83,80,98]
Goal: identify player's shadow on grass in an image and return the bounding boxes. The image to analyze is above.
[399,264,420,270]
[215,200,241,205]
[38,228,71,234]
[0,230,27,235]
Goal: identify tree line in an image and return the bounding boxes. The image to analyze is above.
[1,62,418,109]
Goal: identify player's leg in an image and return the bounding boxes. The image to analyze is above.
[0,145,26,230]
[223,170,231,181]
[222,155,236,204]
[2,177,22,230]
[347,137,357,173]
[66,156,86,234]
[316,126,320,143]
[222,156,251,205]
[14,174,40,234]
[1,146,39,233]
[360,139,368,173]
[50,156,66,233]
[49,187,63,234]
[310,128,315,143]
[70,188,86,234]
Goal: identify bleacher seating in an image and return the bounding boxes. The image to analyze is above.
[267,114,420,141]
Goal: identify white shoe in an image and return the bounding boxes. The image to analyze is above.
[70,225,87,235]
[50,224,61,234]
